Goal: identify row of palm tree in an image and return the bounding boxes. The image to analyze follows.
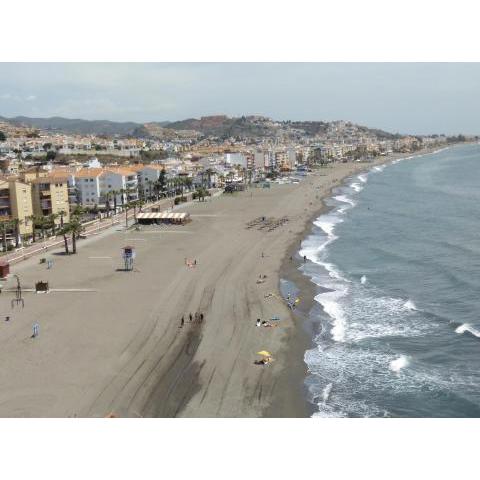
[0,209,70,252]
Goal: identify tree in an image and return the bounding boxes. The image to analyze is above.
[34,215,48,239]
[46,150,57,162]
[11,218,22,248]
[48,213,59,236]
[205,168,215,188]
[158,169,166,197]
[0,219,11,252]
[0,131,6,142]
[58,209,67,228]
[68,216,84,254]
[27,215,37,242]
[58,225,70,255]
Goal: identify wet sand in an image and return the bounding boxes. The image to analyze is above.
[0,152,437,417]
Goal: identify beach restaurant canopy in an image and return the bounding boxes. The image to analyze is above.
[136,212,190,224]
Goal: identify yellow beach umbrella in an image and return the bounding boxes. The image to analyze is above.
[257,350,272,357]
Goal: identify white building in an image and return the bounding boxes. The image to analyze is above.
[138,165,166,198]
[224,152,247,168]
[101,167,139,206]
[75,168,103,206]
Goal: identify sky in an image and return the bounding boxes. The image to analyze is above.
[0,63,479,135]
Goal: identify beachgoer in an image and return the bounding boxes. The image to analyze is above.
[32,322,39,338]
[189,313,193,322]
[194,259,197,266]
[5,316,10,322]
[200,313,204,322]
[303,255,307,263]
[180,316,184,328]
[194,312,199,323]
[261,252,264,258]
[256,319,261,327]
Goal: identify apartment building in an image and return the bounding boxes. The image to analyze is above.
[138,164,165,198]
[31,176,70,224]
[0,179,33,236]
[101,167,139,207]
[74,168,103,207]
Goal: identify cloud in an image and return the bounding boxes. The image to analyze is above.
[25,95,36,101]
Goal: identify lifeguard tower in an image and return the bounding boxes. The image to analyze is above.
[122,245,136,271]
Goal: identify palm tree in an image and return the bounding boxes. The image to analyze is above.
[124,202,131,228]
[27,214,37,242]
[68,216,84,254]
[58,224,70,255]
[48,213,59,236]
[111,190,119,214]
[35,215,48,240]
[146,180,154,201]
[58,209,67,228]
[0,219,11,252]
[12,218,23,248]
[205,168,214,188]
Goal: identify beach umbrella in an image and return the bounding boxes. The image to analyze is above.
[257,350,272,357]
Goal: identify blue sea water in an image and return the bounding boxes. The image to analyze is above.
[300,144,480,417]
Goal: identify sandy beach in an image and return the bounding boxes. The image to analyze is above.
[0,151,436,417]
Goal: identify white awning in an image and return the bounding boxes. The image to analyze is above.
[137,212,189,220]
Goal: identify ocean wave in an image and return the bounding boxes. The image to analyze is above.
[404,299,417,311]
[360,275,367,284]
[322,383,333,404]
[350,182,364,192]
[333,194,356,207]
[389,355,409,373]
[314,287,348,342]
[455,323,480,338]
[357,174,368,183]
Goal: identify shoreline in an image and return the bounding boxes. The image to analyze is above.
[0,145,448,418]
[266,146,446,417]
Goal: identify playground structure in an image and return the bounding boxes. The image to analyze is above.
[122,246,136,271]
[11,274,24,308]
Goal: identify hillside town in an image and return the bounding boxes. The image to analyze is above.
[0,115,467,251]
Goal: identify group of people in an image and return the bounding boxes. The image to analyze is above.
[256,318,275,328]
[180,312,205,328]
[184,258,198,269]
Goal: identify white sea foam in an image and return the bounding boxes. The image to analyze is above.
[373,165,386,173]
[315,287,348,342]
[357,174,368,183]
[404,299,417,311]
[333,194,356,207]
[322,383,333,404]
[350,182,363,192]
[389,355,409,373]
[360,275,367,284]
[455,323,480,338]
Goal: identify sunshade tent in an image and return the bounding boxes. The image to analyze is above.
[136,212,190,223]
[257,351,272,357]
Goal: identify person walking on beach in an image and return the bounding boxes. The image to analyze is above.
[189,313,193,322]
[180,316,185,328]
[303,255,307,263]
[32,322,39,338]
[200,313,204,323]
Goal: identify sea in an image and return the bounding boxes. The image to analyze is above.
[299,143,480,417]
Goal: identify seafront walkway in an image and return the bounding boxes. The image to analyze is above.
[2,194,202,266]
[3,188,222,266]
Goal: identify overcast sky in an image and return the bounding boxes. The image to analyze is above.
[0,63,479,135]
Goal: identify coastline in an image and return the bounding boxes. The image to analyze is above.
[266,146,446,417]
[0,146,447,418]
